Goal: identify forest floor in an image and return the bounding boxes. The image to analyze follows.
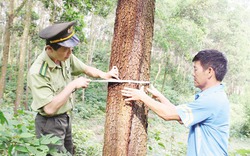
[72,112,250,156]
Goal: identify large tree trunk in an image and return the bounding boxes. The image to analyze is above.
[103,0,155,155]
[14,0,32,114]
[0,0,14,101]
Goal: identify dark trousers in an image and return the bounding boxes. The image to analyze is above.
[35,113,73,155]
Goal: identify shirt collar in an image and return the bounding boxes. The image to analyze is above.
[195,84,224,100]
[43,50,61,70]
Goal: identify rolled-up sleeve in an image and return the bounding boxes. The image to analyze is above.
[177,96,215,128]
[177,105,194,128]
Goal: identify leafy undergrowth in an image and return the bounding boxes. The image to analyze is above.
[0,109,249,155]
[72,113,104,156]
[0,110,63,156]
[72,112,250,156]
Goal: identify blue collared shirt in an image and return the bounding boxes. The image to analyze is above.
[177,84,230,156]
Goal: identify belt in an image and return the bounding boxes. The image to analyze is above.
[37,112,68,118]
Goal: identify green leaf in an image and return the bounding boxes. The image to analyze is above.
[158,142,165,148]
[26,146,41,155]
[31,138,40,146]
[148,146,153,150]
[8,145,14,156]
[20,132,35,138]
[0,111,8,125]
[40,134,61,145]
[36,145,49,153]
[40,136,51,145]
[15,145,28,153]
[236,149,250,154]
[50,136,61,145]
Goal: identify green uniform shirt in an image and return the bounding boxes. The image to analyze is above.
[27,50,87,116]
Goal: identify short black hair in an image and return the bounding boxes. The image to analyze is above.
[192,49,228,81]
[46,40,61,51]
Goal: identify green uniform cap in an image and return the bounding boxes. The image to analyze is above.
[39,21,79,48]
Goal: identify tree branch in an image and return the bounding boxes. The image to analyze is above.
[14,0,28,17]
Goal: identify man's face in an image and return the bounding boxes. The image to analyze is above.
[193,61,210,90]
[52,46,73,62]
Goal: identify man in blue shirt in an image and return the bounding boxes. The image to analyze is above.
[121,49,229,155]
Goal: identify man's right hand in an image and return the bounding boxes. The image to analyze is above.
[71,77,91,89]
[147,85,162,100]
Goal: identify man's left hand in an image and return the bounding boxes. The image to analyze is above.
[121,86,146,102]
[107,66,119,79]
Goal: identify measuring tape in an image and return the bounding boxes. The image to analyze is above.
[91,79,150,84]
[72,79,149,93]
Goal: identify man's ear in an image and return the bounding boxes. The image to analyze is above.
[207,67,215,79]
[45,45,53,52]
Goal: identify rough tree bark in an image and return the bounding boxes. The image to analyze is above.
[14,0,32,114]
[103,0,155,155]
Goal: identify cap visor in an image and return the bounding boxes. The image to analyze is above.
[57,35,80,48]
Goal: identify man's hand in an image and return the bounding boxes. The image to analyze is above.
[44,77,91,115]
[71,77,91,89]
[147,85,162,100]
[121,86,146,102]
[106,66,119,79]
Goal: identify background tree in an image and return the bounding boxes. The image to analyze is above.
[14,0,32,114]
[0,0,27,101]
[103,0,155,155]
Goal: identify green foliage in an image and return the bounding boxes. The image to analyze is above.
[39,0,117,42]
[147,113,187,156]
[230,90,250,138]
[150,57,195,104]
[0,111,8,125]
[229,149,250,156]
[235,149,250,155]
[239,91,250,137]
[83,0,117,17]
[72,118,103,156]
[1,64,32,107]
[2,65,18,105]
[12,9,39,37]
[0,110,61,156]
[74,40,112,70]
[74,83,107,119]
[154,0,207,55]
[152,0,211,98]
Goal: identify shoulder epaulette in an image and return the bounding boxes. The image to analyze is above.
[39,61,48,77]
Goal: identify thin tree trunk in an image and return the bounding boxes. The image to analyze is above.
[82,13,97,103]
[87,13,96,66]
[24,37,32,110]
[153,63,161,85]
[14,0,32,114]
[161,60,168,92]
[0,0,14,101]
[0,0,28,102]
[103,0,155,155]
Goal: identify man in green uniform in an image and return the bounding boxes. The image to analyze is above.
[27,21,119,155]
